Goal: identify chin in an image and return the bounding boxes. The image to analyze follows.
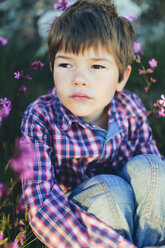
[71,109,91,117]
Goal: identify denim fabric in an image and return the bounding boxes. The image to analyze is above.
[68,154,165,248]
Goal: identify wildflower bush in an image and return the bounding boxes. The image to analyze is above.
[0,0,165,247]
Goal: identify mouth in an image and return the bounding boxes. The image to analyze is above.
[70,92,92,101]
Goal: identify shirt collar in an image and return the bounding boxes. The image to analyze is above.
[52,88,93,131]
[52,88,127,132]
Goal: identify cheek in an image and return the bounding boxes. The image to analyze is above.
[54,73,64,89]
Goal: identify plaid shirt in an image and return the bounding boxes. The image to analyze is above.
[21,88,161,248]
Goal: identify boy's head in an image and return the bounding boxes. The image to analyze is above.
[48,0,135,81]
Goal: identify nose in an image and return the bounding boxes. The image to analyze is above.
[73,81,87,87]
[72,68,89,87]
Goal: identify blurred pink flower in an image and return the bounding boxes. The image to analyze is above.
[0,97,12,123]
[133,42,143,54]
[146,68,153,73]
[150,77,157,83]
[10,138,35,180]
[19,220,25,226]
[16,195,26,214]
[14,71,23,79]
[8,240,19,248]
[24,74,32,80]
[144,87,149,94]
[122,13,135,22]
[135,54,141,63]
[0,183,10,198]
[0,36,8,46]
[30,60,44,70]
[149,58,158,68]
[146,110,152,116]
[159,94,165,107]
[158,107,165,117]
[0,97,11,108]
[54,0,71,11]
[18,85,27,92]
[138,69,144,75]
[14,70,32,80]
[0,231,4,241]
[17,229,25,246]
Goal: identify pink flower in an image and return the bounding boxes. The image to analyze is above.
[133,42,143,54]
[149,58,158,68]
[54,0,71,11]
[24,74,32,80]
[144,87,149,94]
[138,69,144,75]
[0,97,12,123]
[135,54,141,63]
[0,231,4,241]
[17,229,25,246]
[10,138,35,180]
[146,68,153,74]
[0,183,10,198]
[158,107,165,117]
[0,97,11,108]
[30,60,44,70]
[146,111,152,117]
[150,77,157,83]
[14,71,23,79]
[159,94,165,107]
[0,36,8,46]
[122,13,135,22]
[18,85,27,92]
[8,240,19,248]
[16,195,26,214]
[14,70,32,80]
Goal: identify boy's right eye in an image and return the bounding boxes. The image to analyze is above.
[59,63,71,68]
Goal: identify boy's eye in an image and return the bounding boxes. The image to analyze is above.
[92,64,105,69]
[59,63,71,68]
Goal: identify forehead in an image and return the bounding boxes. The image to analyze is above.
[56,44,115,60]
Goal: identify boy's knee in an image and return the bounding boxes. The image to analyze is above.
[121,154,164,181]
[120,154,165,202]
[70,174,134,208]
[90,174,134,206]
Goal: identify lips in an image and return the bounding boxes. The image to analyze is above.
[70,92,92,101]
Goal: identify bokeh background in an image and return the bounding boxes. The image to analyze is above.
[0,0,165,162]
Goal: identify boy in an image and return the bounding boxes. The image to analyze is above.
[21,0,165,247]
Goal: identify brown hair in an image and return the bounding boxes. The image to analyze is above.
[48,0,135,81]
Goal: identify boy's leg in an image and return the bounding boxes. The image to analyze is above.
[119,154,165,248]
[68,174,134,242]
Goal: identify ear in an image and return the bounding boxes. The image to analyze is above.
[116,65,132,92]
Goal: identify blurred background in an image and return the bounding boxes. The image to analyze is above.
[0,0,165,160]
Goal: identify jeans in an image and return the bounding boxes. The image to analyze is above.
[68,154,165,248]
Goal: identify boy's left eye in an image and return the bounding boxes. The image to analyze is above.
[91,64,105,69]
[59,63,71,68]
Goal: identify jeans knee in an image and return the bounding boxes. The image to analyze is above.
[93,174,134,206]
[120,154,165,203]
[69,174,134,209]
[121,154,164,181]
[120,154,152,182]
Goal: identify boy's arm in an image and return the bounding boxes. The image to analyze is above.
[21,109,135,248]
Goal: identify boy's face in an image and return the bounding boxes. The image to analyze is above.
[52,45,131,124]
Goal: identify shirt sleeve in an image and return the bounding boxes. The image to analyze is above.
[21,107,136,248]
[130,93,163,159]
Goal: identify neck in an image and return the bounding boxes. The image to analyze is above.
[94,108,109,130]
[89,106,109,130]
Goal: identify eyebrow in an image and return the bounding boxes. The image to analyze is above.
[55,55,113,62]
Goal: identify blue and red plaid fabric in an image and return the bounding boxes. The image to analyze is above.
[21,88,161,248]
